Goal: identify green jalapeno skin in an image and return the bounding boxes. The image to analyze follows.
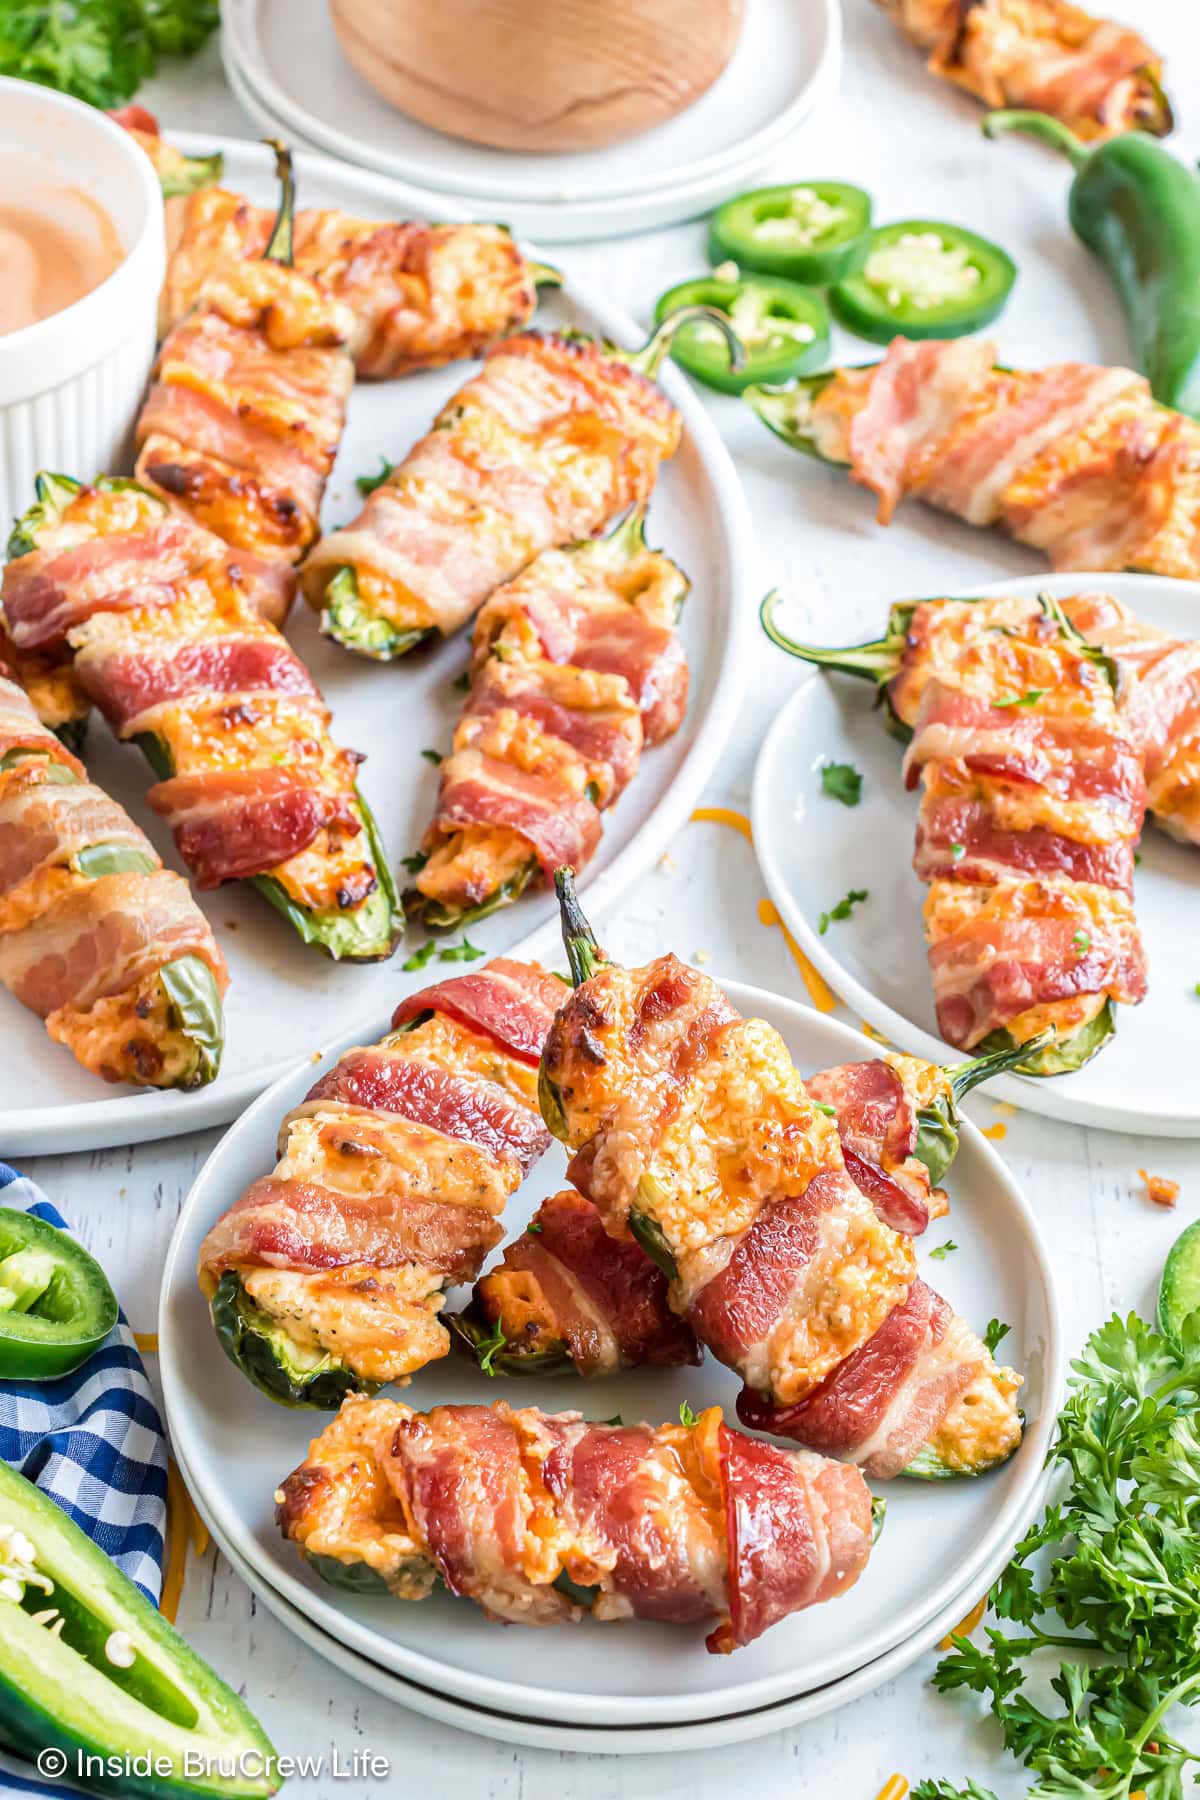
[0,1209,118,1381]
[0,1460,278,1796]
[159,150,225,198]
[985,110,1200,417]
[652,275,830,395]
[209,1271,378,1409]
[446,1308,574,1378]
[830,220,1016,344]
[320,566,436,661]
[707,182,873,285]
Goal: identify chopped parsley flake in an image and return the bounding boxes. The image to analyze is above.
[819,761,863,807]
[950,842,966,861]
[678,1401,700,1428]
[401,939,438,973]
[1073,929,1091,954]
[928,1240,958,1261]
[438,936,486,964]
[983,1318,1010,1356]
[994,689,1045,709]
[356,457,397,495]
[818,888,868,934]
[420,748,443,766]
[400,850,429,875]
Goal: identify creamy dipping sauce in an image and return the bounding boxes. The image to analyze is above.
[0,187,124,336]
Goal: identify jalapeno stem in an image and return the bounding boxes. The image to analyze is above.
[982,110,1090,172]
[554,867,607,987]
[262,138,296,266]
[760,590,904,682]
[624,306,746,381]
[944,1030,1052,1106]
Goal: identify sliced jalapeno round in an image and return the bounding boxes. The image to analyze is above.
[708,182,873,284]
[653,274,831,395]
[831,220,1016,343]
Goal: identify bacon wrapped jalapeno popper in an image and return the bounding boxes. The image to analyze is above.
[3,477,397,961]
[875,0,1171,140]
[407,508,689,932]
[765,586,1200,850]
[134,143,355,593]
[197,959,564,1405]
[0,665,226,1088]
[301,309,737,661]
[455,1040,1032,1379]
[766,590,1150,1073]
[539,874,1023,1479]
[111,109,560,379]
[276,1392,875,1652]
[748,336,1200,581]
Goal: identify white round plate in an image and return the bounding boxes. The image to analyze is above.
[753,573,1200,1137]
[159,982,1061,1728]
[185,1434,1043,1752]
[221,0,841,242]
[3,132,752,1158]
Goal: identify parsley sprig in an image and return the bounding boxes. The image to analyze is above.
[924,1311,1200,1800]
[818,888,868,934]
[820,761,863,807]
[0,0,218,108]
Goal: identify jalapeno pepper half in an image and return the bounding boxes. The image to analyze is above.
[652,275,831,395]
[708,182,873,285]
[0,1209,118,1381]
[831,220,1017,344]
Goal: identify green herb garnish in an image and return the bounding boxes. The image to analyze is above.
[993,689,1045,709]
[420,748,443,766]
[0,0,218,108]
[438,936,485,964]
[678,1401,700,1428]
[474,1320,507,1376]
[401,940,438,973]
[950,842,966,862]
[982,1318,1010,1356]
[356,457,397,496]
[818,888,868,934]
[924,1311,1200,1800]
[819,761,863,807]
[929,1241,958,1262]
[1073,929,1091,954]
[400,850,429,875]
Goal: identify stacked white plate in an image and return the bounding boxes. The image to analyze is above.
[220,0,842,241]
[160,988,1063,1750]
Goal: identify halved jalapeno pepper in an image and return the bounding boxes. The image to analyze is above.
[653,275,831,395]
[708,181,873,284]
[831,220,1016,343]
[0,1209,118,1381]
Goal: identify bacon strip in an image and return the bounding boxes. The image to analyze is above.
[81,637,324,737]
[0,773,147,901]
[391,958,566,1064]
[146,768,361,890]
[306,1050,550,1175]
[199,1177,499,1283]
[848,336,996,524]
[805,1059,930,1235]
[433,749,603,879]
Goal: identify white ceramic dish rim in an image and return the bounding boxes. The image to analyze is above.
[222,50,840,240]
[751,571,1200,1137]
[222,0,841,208]
[8,128,755,1157]
[159,983,1063,1727]
[0,77,164,397]
[185,1428,1051,1754]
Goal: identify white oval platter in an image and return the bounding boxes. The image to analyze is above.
[220,0,842,242]
[159,981,1061,1729]
[752,573,1200,1137]
[3,132,753,1157]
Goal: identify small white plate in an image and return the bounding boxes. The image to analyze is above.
[184,1431,1042,1752]
[3,132,753,1158]
[221,0,841,242]
[753,573,1200,1137]
[159,982,1061,1729]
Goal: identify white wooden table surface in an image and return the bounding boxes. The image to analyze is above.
[19,3,1200,1792]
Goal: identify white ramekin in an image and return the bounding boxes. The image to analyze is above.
[0,78,166,530]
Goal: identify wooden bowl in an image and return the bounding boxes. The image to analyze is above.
[328,0,746,153]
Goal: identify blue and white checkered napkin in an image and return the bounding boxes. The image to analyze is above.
[0,1163,168,1798]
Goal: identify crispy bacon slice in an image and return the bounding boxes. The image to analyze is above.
[301,332,682,645]
[805,1058,931,1235]
[432,750,604,880]
[281,1394,873,1648]
[199,957,557,1390]
[875,0,1171,140]
[849,336,996,525]
[83,636,324,738]
[145,768,361,890]
[390,958,566,1064]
